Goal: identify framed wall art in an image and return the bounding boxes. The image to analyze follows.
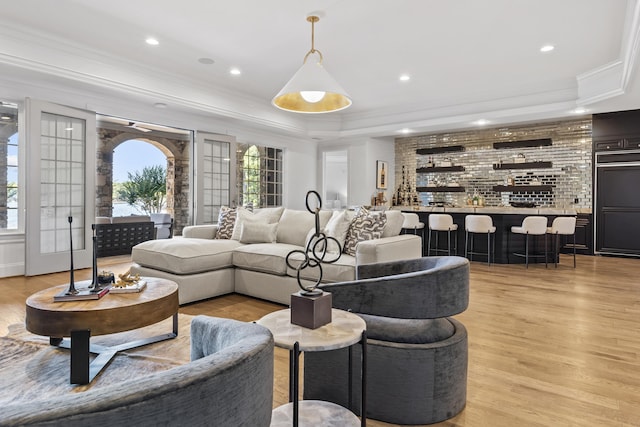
[376,160,388,189]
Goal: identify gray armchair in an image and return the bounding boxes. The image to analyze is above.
[304,256,470,425]
[2,316,274,427]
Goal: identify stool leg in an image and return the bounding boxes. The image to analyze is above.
[435,231,439,254]
[555,233,559,268]
[573,233,576,268]
[525,233,529,268]
[447,230,451,256]
[487,231,491,266]
[465,230,469,259]
[544,233,548,268]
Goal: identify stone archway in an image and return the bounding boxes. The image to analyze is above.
[96,127,190,235]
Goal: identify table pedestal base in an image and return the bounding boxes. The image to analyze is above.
[51,313,178,384]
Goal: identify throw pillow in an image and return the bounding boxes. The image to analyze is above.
[239,221,278,244]
[323,210,351,253]
[343,208,387,256]
[215,206,237,239]
[231,206,284,241]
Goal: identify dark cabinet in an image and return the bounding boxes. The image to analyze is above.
[593,109,640,257]
[593,110,640,151]
[560,213,593,255]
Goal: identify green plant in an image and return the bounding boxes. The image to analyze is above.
[117,165,166,214]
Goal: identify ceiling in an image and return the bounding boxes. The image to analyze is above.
[1,0,639,141]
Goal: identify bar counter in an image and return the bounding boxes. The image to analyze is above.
[396,206,590,264]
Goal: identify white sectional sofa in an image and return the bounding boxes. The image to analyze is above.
[130,207,422,305]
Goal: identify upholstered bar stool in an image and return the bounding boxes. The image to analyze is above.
[510,216,548,268]
[464,215,496,265]
[401,212,425,240]
[428,214,458,256]
[547,216,577,268]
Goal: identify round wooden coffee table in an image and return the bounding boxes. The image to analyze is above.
[25,277,179,384]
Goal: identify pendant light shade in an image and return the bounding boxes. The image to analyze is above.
[272,16,351,114]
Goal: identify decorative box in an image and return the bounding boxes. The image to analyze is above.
[290,291,332,329]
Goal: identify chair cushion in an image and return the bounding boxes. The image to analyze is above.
[356,314,455,344]
[132,238,244,275]
[233,243,301,275]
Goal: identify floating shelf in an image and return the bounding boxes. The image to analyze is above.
[493,161,552,170]
[493,185,553,192]
[493,138,552,149]
[416,145,465,155]
[416,186,466,193]
[416,165,465,173]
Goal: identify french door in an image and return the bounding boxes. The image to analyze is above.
[193,132,235,225]
[25,99,96,275]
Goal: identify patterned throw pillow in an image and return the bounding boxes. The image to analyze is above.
[343,208,387,256]
[215,206,237,239]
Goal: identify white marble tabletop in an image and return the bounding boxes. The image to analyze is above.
[270,400,360,427]
[256,309,366,352]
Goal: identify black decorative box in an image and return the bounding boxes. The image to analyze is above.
[290,291,332,329]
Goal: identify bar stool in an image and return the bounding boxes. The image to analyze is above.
[428,214,458,256]
[465,215,496,265]
[510,216,548,268]
[547,216,577,268]
[401,213,425,240]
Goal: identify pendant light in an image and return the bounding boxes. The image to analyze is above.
[272,15,352,114]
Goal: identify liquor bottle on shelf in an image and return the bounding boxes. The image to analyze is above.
[380,163,386,187]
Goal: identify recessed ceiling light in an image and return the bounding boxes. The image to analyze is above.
[230,68,241,76]
[65,127,74,131]
[146,38,159,46]
[399,74,410,82]
[573,107,587,114]
[198,58,215,65]
[473,119,490,126]
[400,128,412,134]
[1,116,10,120]
[540,44,554,53]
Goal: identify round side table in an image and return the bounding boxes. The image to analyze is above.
[257,308,367,427]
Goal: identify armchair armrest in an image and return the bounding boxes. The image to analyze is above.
[319,256,470,319]
[355,234,422,265]
[182,224,219,239]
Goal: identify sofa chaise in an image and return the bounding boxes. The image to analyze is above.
[130,207,422,305]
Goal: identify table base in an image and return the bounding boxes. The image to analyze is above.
[50,313,178,384]
[271,400,361,427]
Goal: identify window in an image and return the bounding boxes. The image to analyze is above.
[0,102,19,231]
[237,144,282,208]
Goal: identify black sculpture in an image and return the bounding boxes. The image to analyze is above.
[285,190,342,296]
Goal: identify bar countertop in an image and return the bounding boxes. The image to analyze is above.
[394,206,592,215]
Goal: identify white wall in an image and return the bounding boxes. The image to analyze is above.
[319,136,395,208]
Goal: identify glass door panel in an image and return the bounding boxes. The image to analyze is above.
[25,99,95,275]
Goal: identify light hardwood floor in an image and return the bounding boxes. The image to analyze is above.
[2,253,639,426]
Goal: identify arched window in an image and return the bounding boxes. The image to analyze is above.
[242,145,261,208]
[238,144,282,208]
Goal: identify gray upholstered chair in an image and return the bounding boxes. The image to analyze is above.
[2,316,274,427]
[304,256,470,425]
